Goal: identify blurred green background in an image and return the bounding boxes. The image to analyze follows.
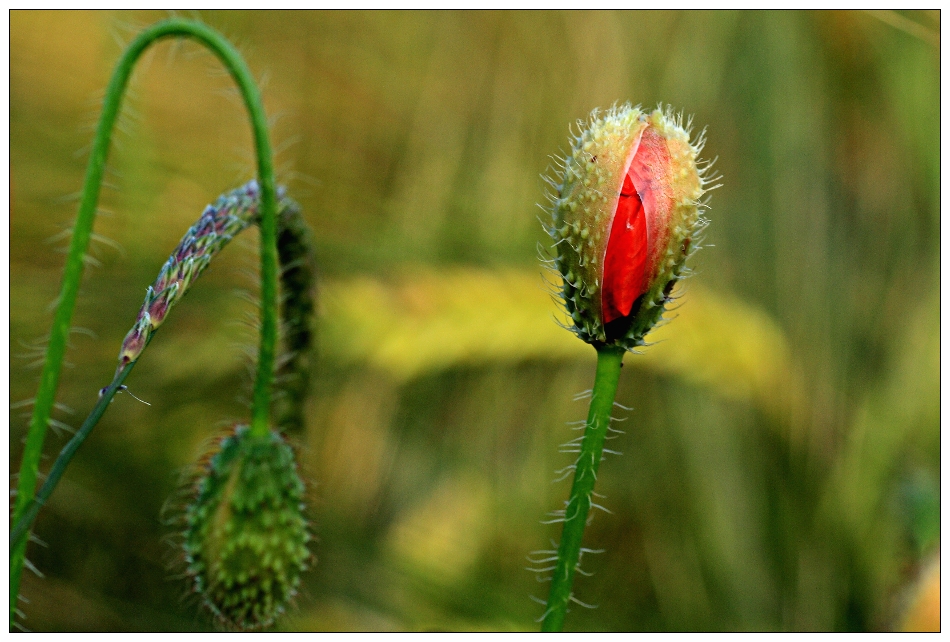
[9,10,939,632]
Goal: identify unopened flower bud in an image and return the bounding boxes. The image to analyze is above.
[544,104,715,349]
[183,425,311,630]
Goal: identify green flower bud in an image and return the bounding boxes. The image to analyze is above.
[544,104,715,350]
[183,425,311,630]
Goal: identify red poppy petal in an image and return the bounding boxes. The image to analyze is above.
[627,127,674,280]
[601,169,649,324]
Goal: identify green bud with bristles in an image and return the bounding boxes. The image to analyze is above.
[183,424,311,630]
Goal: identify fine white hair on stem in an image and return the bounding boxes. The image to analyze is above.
[525,564,557,573]
[569,594,599,609]
[22,558,44,579]
[551,467,576,484]
[590,502,613,515]
[46,418,76,437]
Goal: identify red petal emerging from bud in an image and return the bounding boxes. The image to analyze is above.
[627,126,675,287]
[601,126,676,324]
[602,170,648,324]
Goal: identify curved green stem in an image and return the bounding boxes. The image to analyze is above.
[541,344,625,632]
[10,19,278,628]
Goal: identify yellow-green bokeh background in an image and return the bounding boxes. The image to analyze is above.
[10,10,939,632]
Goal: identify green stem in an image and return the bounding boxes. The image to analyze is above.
[10,19,278,628]
[10,361,138,551]
[541,344,625,632]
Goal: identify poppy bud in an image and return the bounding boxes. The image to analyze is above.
[544,104,714,349]
[182,425,311,630]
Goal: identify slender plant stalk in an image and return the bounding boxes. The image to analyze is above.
[10,362,137,550]
[10,19,279,628]
[541,344,625,632]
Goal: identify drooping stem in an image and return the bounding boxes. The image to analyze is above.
[10,19,279,628]
[541,344,625,632]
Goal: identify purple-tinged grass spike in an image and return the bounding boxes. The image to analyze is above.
[110,181,314,438]
[112,181,277,372]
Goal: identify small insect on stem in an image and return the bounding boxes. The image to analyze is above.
[98,385,151,406]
